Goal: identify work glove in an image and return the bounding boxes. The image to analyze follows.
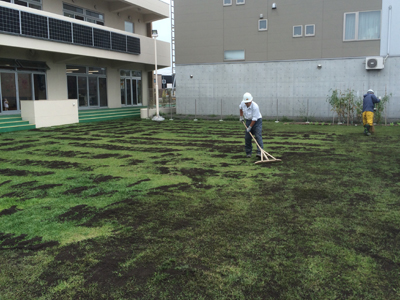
[246,126,252,133]
[239,116,244,122]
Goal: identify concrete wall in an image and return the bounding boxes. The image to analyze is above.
[175,0,381,64]
[380,0,400,56]
[176,57,400,120]
[21,100,79,128]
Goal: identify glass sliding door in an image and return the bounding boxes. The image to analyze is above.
[67,76,77,100]
[132,79,137,105]
[120,70,142,107]
[67,65,107,108]
[88,77,98,106]
[1,73,17,111]
[120,79,126,105]
[78,76,87,107]
[99,78,107,107]
[126,79,132,105]
[18,73,33,101]
[34,74,47,100]
[0,65,47,113]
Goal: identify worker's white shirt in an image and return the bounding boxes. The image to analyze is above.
[239,101,262,121]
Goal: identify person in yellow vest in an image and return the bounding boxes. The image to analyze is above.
[362,89,380,136]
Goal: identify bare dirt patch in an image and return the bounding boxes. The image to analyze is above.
[0,233,59,251]
[32,184,63,190]
[127,178,151,188]
[0,180,12,187]
[92,175,122,183]
[63,186,92,195]
[0,168,54,177]
[0,205,21,217]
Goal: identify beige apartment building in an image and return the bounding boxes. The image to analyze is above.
[0,0,170,114]
[174,0,400,120]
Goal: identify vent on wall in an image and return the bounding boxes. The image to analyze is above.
[366,57,384,70]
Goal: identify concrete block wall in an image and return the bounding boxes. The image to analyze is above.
[176,56,400,121]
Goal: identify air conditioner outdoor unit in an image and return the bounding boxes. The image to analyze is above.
[366,57,384,70]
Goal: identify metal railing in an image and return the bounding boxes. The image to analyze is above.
[0,3,140,55]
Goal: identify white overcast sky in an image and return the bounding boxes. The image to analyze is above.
[153,0,172,75]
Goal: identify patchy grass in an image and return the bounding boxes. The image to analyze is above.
[0,119,400,299]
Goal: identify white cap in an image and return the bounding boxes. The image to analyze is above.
[368,89,374,93]
[243,92,253,103]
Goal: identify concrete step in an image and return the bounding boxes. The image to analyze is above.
[79,113,141,123]
[79,107,143,116]
[0,116,23,123]
[0,123,36,133]
[0,121,31,127]
[79,110,140,119]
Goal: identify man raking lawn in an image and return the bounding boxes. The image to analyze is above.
[239,92,281,164]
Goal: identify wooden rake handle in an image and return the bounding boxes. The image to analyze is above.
[242,121,262,151]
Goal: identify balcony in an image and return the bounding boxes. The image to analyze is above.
[0,2,170,68]
[107,0,169,23]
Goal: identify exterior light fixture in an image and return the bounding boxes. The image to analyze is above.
[152,29,164,121]
[272,3,276,9]
[317,64,322,69]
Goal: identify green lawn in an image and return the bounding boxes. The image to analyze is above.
[0,119,399,299]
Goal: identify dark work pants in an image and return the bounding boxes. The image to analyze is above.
[245,118,263,155]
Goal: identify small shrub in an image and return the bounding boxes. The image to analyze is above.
[281,116,293,122]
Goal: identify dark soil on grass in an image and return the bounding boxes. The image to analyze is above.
[0,206,21,217]
[0,233,59,251]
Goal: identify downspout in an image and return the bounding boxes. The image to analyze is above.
[384,5,392,64]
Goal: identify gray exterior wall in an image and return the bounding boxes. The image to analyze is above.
[380,0,400,56]
[175,0,381,64]
[176,57,400,120]
[175,0,400,120]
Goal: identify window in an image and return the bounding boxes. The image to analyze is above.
[66,65,108,107]
[120,70,142,106]
[344,11,380,41]
[224,50,245,61]
[63,3,104,26]
[1,0,42,10]
[258,19,267,31]
[223,0,232,6]
[305,24,315,36]
[125,21,134,33]
[293,25,302,37]
[236,0,245,5]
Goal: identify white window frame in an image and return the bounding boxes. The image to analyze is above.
[224,50,245,61]
[343,11,381,41]
[5,0,42,10]
[293,25,302,37]
[124,21,134,33]
[305,24,315,37]
[223,0,232,6]
[258,19,268,31]
[63,3,105,26]
[236,0,245,5]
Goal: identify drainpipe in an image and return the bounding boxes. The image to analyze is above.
[384,5,392,64]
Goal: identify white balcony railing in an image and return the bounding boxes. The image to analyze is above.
[0,3,140,55]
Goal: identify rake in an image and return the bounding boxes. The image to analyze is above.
[242,121,282,164]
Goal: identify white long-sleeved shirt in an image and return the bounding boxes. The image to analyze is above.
[239,101,262,121]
